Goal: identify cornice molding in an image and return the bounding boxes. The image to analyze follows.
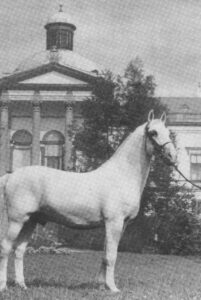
[0,63,100,89]
[2,83,93,91]
[168,122,201,126]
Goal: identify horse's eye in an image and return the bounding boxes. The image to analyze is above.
[149,130,157,137]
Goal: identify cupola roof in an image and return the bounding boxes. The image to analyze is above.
[46,5,76,30]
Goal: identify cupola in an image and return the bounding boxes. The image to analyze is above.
[44,5,76,51]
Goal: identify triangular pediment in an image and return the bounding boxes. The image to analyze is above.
[0,63,98,90]
[19,71,88,85]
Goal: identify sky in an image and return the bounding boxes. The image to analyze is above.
[1,0,201,97]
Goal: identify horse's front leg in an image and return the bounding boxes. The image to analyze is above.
[102,217,124,293]
[13,219,36,289]
[0,221,24,291]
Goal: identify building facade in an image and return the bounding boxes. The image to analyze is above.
[0,8,100,176]
[161,97,201,198]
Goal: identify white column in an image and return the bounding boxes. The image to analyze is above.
[0,91,9,175]
[31,91,41,165]
[64,99,74,171]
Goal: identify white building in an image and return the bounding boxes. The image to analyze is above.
[0,7,101,175]
[162,97,201,198]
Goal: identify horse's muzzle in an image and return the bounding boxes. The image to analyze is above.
[162,143,177,166]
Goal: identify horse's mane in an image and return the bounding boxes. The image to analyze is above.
[112,123,147,158]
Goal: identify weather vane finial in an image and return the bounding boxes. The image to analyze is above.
[59,4,63,12]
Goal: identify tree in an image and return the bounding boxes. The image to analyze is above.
[120,57,164,131]
[73,70,122,169]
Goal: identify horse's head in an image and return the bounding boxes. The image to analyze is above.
[145,110,177,166]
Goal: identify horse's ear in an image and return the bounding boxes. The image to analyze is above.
[148,110,154,122]
[160,112,167,124]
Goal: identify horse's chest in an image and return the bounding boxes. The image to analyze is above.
[118,184,141,217]
[119,181,141,200]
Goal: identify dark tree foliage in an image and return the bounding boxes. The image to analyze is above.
[73,71,122,167]
[121,58,164,131]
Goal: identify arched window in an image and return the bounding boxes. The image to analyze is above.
[12,129,32,146]
[41,130,64,169]
[11,130,32,171]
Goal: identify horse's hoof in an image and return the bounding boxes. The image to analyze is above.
[106,284,120,293]
[16,282,27,290]
[111,288,120,293]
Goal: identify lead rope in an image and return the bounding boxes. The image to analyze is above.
[173,165,201,190]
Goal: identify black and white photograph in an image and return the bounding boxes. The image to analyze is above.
[0,1,201,299]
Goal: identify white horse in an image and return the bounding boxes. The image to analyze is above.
[0,110,177,293]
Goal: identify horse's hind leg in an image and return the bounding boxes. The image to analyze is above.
[98,240,106,285]
[13,219,36,289]
[0,220,24,291]
[103,218,124,293]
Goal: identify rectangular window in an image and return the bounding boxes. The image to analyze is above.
[190,154,201,180]
[48,30,57,49]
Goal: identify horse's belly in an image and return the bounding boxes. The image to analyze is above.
[43,178,103,222]
[39,205,102,228]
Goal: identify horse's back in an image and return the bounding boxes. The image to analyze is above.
[6,165,98,200]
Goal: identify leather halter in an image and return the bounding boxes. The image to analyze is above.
[145,124,173,163]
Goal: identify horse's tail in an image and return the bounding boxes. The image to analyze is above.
[0,174,9,241]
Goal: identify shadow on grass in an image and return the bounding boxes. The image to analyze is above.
[68,282,101,290]
[8,279,102,290]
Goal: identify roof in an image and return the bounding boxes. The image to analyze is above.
[14,49,102,77]
[160,97,201,126]
[46,6,75,27]
[46,11,74,25]
[160,97,201,114]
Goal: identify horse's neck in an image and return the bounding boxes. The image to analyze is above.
[109,124,151,189]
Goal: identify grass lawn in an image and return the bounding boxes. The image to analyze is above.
[1,251,201,300]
